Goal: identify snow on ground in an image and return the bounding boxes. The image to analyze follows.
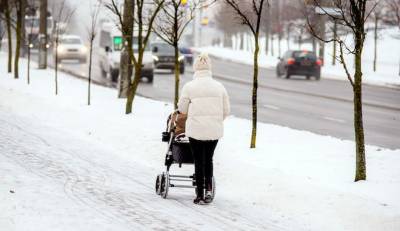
[1,54,400,231]
[195,27,400,88]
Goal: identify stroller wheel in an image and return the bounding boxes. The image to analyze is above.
[155,174,162,195]
[160,172,169,199]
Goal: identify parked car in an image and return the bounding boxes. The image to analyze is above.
[53,35,87,63]
[276,50,322,80]
[152,42,185,74]
[179,47,194,65]
[98,22,154,83]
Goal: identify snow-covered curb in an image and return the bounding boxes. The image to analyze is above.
[194,27,400,89]
[1,55,400,231]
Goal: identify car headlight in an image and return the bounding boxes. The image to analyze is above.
[81,46,87,53]
[57,46,65,53]
[178,55,185,62]
[152,55,159,61]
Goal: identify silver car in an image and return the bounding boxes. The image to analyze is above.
[54,35,87,63]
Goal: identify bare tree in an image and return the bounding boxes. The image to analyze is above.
[118,0,134,98]
[13,0,26,79]
[214,2,239,48]
[4,0,13,73]
[0,2,5,50]
[0,23,5,51]
[371,2,383,72]
[105,0,165,114]
[261,3,271,54]
[386,0,400,75]
[26,0,35,85]
[387,0,400,28]
[224,0,268,148]
[86,2,101,105]
[52,0,75,95]
[153,0,204,109]
[306,0,376,181]
[38,0,47,69]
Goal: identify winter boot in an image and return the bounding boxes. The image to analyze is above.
[204,191,213,204]
[193,196,205,205]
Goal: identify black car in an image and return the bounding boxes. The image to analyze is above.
[152,42,185,74]
[276,50,322,80]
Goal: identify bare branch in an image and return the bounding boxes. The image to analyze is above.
[339,41,354,87]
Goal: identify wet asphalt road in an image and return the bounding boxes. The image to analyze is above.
[34,49,400,149]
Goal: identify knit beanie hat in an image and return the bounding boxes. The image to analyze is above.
[193,52,212,71]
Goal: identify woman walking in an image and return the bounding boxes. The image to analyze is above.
[178,52,230,204]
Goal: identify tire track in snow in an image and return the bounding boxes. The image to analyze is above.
[0,117,186,230]
[0,113,300,231]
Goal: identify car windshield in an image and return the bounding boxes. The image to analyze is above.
[153,43,174,53]
[25,18,52,28]
[61,38,82,44]
[113,36,150,52]
[25,18,39,27]
[293,51,316,59]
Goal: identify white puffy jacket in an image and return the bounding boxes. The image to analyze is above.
[178,70,230,140]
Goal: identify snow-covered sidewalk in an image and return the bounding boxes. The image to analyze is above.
[1,55,400,231]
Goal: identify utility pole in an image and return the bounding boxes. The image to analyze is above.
[38,0,47,69]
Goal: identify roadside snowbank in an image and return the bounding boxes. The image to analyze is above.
[196,27,400,88]
[1,55,399,231]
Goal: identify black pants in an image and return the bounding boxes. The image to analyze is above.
[189,138,218,197]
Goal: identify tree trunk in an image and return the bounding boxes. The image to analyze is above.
[286,24,290,51]
[14,0,24,79]
[88,40,93,105]
[27,44,31,84]
[240,33,244,50]
[55,38,59,95]
[353,35,366,182]
[312,36,316,53]
[38,0,47,69]
[278,32,281,57]
[373,16,378,72]
[270,34,274,56]
[224,32,232,48]
[119,50,132,98]
[5,0,12,73]
[298,30,302,50]
[20,0,26,57]
[318,15,326,66]
[250,35,259,148]
[174,45,180,109]
[265,8,270,55]
[119,0,134,98]
[125,64,142,114]
[332,20,337,66]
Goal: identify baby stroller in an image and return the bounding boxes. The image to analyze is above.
[155,111,216,201]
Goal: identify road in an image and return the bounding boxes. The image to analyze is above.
[33,49,400,150]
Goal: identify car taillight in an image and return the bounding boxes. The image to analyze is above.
[287,58,295,65]
[316,59,322,66]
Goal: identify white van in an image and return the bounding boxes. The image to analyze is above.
[98,22,154,83]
